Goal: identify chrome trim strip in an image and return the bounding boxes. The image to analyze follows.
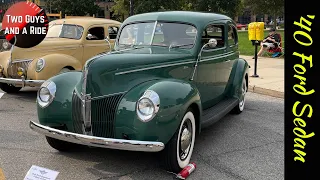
[80,67,92,135]
[200,52,235,62]
[30,121,165,152]
[115,61,195,75]
[11,59,33,63]
[115,52,235,76]
[90,91,127,100]
[22,46,78,52]
[0,77,45,87]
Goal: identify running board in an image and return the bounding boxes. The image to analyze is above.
[201,97,239,129]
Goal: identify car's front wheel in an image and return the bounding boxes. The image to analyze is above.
[0,83,21,93]
[46,137,81,152]
[161,108,196,173]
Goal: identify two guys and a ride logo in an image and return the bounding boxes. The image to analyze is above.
[0,1,48,99]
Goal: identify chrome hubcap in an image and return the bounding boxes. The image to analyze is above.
[179,119,192,160]
[239,81,246,108]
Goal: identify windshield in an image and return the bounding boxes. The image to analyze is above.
[118,21,197,48]
[46,24,84,40]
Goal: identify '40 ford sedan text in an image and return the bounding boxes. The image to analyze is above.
[30,11,249,173]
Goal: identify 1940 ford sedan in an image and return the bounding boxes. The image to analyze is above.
[30,11,249,173]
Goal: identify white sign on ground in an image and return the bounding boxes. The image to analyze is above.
[24,165,59,180]
[0,92,4,99]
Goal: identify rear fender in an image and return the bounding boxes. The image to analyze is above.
[225,58,249,99]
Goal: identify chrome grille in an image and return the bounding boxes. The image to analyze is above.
[72,91,83,134]
[72,91,123,138]
[7,60,32,78]
[91,94,123,138]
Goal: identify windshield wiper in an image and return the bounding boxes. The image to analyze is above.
[118,44,140,49]
[169,43,194,49]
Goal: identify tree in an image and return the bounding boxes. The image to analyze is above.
[193,0,243,19]
[110,0,130,21]
[110,0,243,21]
[244,0,284,28]
[45,0,100,16]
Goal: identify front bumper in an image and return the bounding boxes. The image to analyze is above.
[0,77,45,87]
[29,121,165,152]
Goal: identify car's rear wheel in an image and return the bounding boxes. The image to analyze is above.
[161,108,196,173]
[0,83,21,93]
[46,137,80,152]
[59,68,71,74]
[231,76,247,114]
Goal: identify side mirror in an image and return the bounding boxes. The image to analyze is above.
[104,36,112,52]
[86,33,93,40]
[206,38,218,48]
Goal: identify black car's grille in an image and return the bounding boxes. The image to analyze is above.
[72,91,123,138]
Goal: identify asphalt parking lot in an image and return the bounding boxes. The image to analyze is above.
[0,89,284,180]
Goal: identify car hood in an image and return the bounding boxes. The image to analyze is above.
[76,46,196,98]
[11,38,81,61]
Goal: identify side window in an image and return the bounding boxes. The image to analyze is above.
[228,25,238,46]
[202,24,225,50]
[86,27,105,40]
[108,26,119,39]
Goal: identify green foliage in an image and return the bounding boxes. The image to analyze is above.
[110,0,244,20]
[244,0,284,28]
[238,30,284,56]
[110,0,130,21]
[45,0,100,16]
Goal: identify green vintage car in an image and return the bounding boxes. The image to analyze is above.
[30,11,249,173]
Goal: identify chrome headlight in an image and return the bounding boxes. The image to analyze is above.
[2,41,11,50]
[37,80,56,108]
[36,58,45,72]
[136,90,160,122]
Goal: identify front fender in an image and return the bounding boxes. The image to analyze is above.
[28,54,82,80]
[37,71,82,130]
[225,58,249,99]
[114,79,202,144]
[0,51,11,76]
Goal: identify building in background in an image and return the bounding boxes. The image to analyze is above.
[95,0,115,19]
[234,7,284,28]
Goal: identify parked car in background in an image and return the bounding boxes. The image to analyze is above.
[236,23,247,30]
[0,17,121,93]
[30,11,249,173]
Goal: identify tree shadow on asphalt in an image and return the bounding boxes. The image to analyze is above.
[8,88,38,102]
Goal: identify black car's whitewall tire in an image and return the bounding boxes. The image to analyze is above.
[161,108,196,173]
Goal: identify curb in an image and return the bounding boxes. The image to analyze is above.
[248,85,284,99]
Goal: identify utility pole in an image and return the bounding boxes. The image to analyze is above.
[130,0,133,16]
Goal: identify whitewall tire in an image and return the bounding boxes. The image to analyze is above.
[161,108,196,173]
[232,76,247,114]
